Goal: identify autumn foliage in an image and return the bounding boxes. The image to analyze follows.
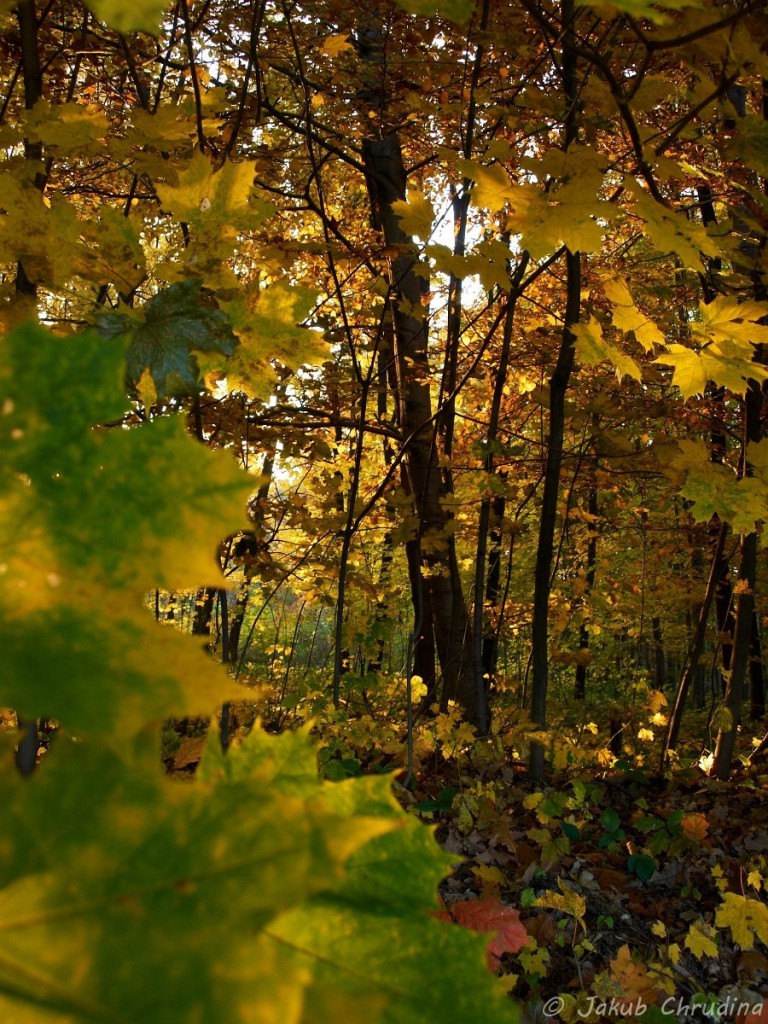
[3,0,768,1018]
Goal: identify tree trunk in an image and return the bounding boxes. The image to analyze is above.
[663,522,726,760]
[363,133,480,727]
[652,616,667,692]
[575,465,599,700]
[749,610,765,720]
[528,0,581,780]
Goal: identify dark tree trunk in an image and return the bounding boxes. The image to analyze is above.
[363,133,480,726]
[529,0,581,780]
[652,616,667,692]
[749,610,765,720]
[575,466,599,700]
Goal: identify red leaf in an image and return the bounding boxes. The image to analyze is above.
[434,897,530,968]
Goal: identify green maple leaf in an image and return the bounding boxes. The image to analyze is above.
[727,116,768,179]
[668,439,768,536]
[85,0,169,34]
[0,732,395,1024]
[97,282,239,399]
[0,323,251,737]
[575,0,699,23]
[24,99,109,156]
[393,0,474,22]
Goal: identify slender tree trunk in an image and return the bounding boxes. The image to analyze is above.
[363,133,479,726]
[663,522,727,760]
[528,0,581,780]
[575,465,599,700]
[529,246,581,779]
[481,489,507,686]
[652,616,667,691]
[749,610,765,719]
[472,293,522,732]
[713,531,757,778]
[714,375,764,778]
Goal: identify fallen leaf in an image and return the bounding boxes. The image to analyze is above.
[435,898,530,967]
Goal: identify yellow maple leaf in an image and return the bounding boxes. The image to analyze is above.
[392,192,436,239]
[627,179,720,270]
[457,159,516,214]
[685,922,718,959]
[573,316,641,382]
[603,275,665,352]
[322,33,354,57]
[716,892,768,950]
[535,880,586,929]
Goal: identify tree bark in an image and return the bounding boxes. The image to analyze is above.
[663,521,726,760]
[363,133,480,726]
[528,0,581,781]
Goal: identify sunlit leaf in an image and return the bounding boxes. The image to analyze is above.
[573,316,642,381]
[222,280,326,398]
[392,192,436,239]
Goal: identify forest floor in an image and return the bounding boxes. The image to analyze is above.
[406,755,768,1024]
[164,703,768,1024]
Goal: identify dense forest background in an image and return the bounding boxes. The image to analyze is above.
[3,0,768,1019]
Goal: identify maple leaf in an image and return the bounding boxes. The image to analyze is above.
[716,893,768,950]
[456,158,518,213]
[222,279,326,398]
[575,0,697,23]
[97,281,239,399]
[573,316,642,381]
[23,99,109,156]
[85,0,167,33]
[680,813,709,842]
[0,323,252,737]
[322,33,355,56]
[602,275,665,352]
[610,944,660,1006]
[628,180,720,270]
[534,880,587,930]
[685,922,719,959]
[435,897,530,967]
[394,0,474,21]
[392,192,437,239]
[156,151,259,226]
[654,344,768,399]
